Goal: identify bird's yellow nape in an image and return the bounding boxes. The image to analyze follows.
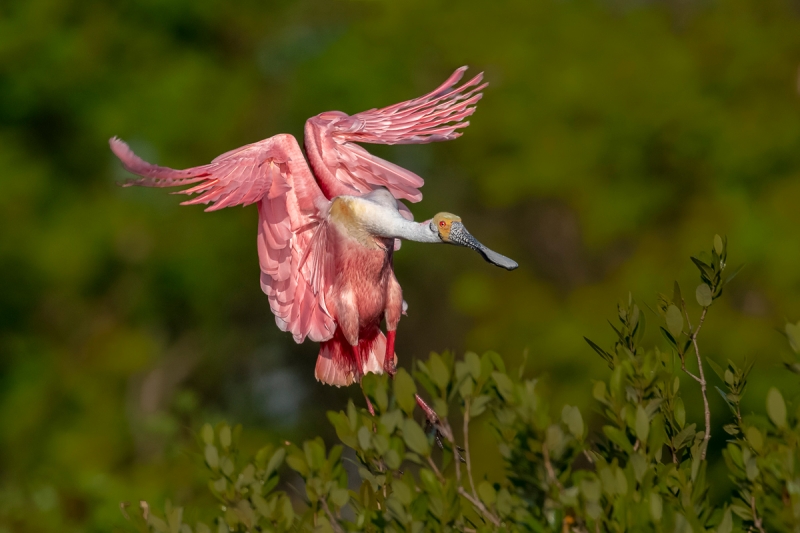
[432,212,462,242]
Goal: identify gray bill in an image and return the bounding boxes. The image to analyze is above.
[448,222,519,271]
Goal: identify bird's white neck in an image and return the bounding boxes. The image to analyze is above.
[330,194,441,244]
[378,217,441,243]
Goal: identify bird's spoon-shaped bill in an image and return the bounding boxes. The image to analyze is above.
[447,222,518,270]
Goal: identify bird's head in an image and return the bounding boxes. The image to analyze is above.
[430,212,518,270]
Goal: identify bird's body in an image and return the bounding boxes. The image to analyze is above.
[315,193,404,386]
[111,67,517,391]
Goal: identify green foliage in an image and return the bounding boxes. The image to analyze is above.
[5,1,800,531]
[127,238,800,532]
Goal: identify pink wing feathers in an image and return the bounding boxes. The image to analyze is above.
[304,66,486,203]
[109,67,486,344]
[110,135,336,344]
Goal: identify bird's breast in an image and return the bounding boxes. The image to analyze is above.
[328,218,394,327]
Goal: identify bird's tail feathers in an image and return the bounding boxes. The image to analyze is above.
[315,328,393,387]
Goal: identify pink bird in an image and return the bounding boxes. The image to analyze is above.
[110,67,517,414]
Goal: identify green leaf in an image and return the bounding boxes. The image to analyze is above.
[562,405,584,439]
[471,395,492,417]
[649,493,663,522]
[584,337,613,364]
[766,387,787,428]
[428,353,450,391]
[304,439,326,471]
[592,381,607,402]
[673,281,683,304]
[492,372,514,400]
[665,304,683,337]
[786,322,800,353]
[580,477,601,502]
[690,256,713,277]
[478,481,496,506]
[281,495,294,527]
[630,453,647,483]
[696,284,713,307]
[204,445,219,470]
[393,368,417,414]
[201,424,214,446]
[402,419,430,456]
[465,351,481,379]
[220,456,234,477]
[660,327,678,349]
[486,351,506,373]
[357,426,371,451]
[706,358,725,381]
[286,451,309,477]
[603,426,632,453]
[714,234,723,255]
[674,398,686,428]
[746,427,763,453]
[635,405,649,444]
[266,448,285,477]
[673,424,696,449]
[219,425,231,450]
[717,507,733,533]
[329,487,349,507]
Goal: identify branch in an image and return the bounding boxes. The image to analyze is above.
[681,300,712,459]
[427,456,446,484]
[463,399,479,499]
[750,495,766,533]
[458,487,501,528]
[319,497,344,533]
[541,443,564,491]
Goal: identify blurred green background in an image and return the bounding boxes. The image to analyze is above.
[3,0,800,530]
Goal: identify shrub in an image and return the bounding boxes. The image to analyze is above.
[124,237,800,532]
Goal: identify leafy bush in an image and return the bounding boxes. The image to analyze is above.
[124,238,800,532]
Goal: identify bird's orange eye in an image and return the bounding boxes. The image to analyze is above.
[439,221,446,227]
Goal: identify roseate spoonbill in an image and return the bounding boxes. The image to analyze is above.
[110,67,517,415]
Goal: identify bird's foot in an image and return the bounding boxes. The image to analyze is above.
[383,357,397,377]
[363,392,376,417]
[414,394,463,461]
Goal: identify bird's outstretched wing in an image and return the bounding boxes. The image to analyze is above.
[110,135,336,344]
[304,66,486,203]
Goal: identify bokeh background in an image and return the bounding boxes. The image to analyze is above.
[3,0,800,530]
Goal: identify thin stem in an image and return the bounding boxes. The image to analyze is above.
[427,456,446,484]
[452,425,462,486]
[750,495,766,533]
[319,497,344,533]
[681,300,712,460]
[458,487,501,527]
[463,399,479,499]
[541,443,564,491]
[692,307,711,459]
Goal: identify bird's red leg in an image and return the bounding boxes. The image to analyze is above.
[415,394,439,425]
[384,271,402,376]
[384,329,397,376]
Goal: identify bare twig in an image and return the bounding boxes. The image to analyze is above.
[427,456,446,484]
[320,497,344,533]
[750,495,766,533]
[682,300,711,459]
[456,398,502,527]
[463,399,479,499]
[458,487,501,527]
[541,443,564,491]
[452,423,462,486]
